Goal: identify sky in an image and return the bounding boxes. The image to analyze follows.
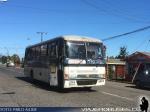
[0,0,150,58]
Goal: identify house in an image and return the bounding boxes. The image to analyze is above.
[106,58,126,80]
[125,52,150,81]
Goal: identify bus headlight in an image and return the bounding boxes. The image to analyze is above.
[69,80,76,86]
[98,79,104,83]
[99,74,105,78]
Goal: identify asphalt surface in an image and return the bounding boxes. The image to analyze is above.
[0,65,150,111]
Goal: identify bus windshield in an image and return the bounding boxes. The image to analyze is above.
[66,41,103,61]
[66,42,86,59]
[87,43,103,60]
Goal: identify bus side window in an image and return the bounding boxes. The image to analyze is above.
[48,43,56,58]
[32,47,36,58]
[35,46,41,60]
[51,46,56,57]
[58,41,63,58]
[26,48,30,61]
[26,48,34,61]
[41,44,47,56]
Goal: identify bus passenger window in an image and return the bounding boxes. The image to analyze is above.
[48,44,56,57]
[35,46,41,59]
[26,48,32,61]
[41,44,47,56]
[31,48,36,58]
[51,46,56,56]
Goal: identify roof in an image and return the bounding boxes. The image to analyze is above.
[62,35,102,43]
[27,35,102,48]
[107,59,125,65]
[128,51,150,58]
[140,52,150,57]
[126,51,150,63]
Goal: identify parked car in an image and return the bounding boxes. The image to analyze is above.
[134,64,150,88]
[6,62,15,67]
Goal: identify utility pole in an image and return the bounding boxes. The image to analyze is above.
[37,32,47,42]
[4,47,9,62]
[4,47,9,57]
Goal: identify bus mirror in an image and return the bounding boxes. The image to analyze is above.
[102,45,106,58]
[103,45,106,51]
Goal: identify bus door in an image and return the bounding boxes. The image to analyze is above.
[48,42,58,86]
[50,64,58,86]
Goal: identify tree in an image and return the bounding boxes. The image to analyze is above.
[109,56,115,59]
[0,54,2,63]
[11,54,20,64]
[1,56,7,64]
[116,46,128,59]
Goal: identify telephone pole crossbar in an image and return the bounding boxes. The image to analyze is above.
[37,32,47,42]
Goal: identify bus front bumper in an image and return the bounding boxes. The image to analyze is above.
[64,79,105,88]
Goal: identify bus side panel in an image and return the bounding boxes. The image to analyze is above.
[32,67,49,83]
[24,66,31,77]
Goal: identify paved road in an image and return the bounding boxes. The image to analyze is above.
[0,65,150,111]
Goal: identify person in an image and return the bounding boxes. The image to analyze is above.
[140,97,149,112]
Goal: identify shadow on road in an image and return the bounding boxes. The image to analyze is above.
[108,80,132,84]
[1,92,16,95]
[15,76,97,93]
[125,85,150,91]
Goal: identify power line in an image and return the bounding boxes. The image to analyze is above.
[81,0,150,23]
[131,37,149,53]
[102,25,150,41]
[100,0,150,22]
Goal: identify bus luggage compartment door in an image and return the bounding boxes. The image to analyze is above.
[49,64,58,86]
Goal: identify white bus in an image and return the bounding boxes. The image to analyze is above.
[24,35,106,89]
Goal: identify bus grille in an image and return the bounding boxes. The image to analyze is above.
[77,80,97,85]
[77,74,99,78]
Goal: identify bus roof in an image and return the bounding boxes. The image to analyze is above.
[62,35,102,43]
[26,35,102,48]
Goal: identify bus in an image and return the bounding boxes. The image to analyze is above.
[24,35,106,89]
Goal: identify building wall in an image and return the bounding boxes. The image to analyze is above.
[107,64,125,80]
[116,65,125,79]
